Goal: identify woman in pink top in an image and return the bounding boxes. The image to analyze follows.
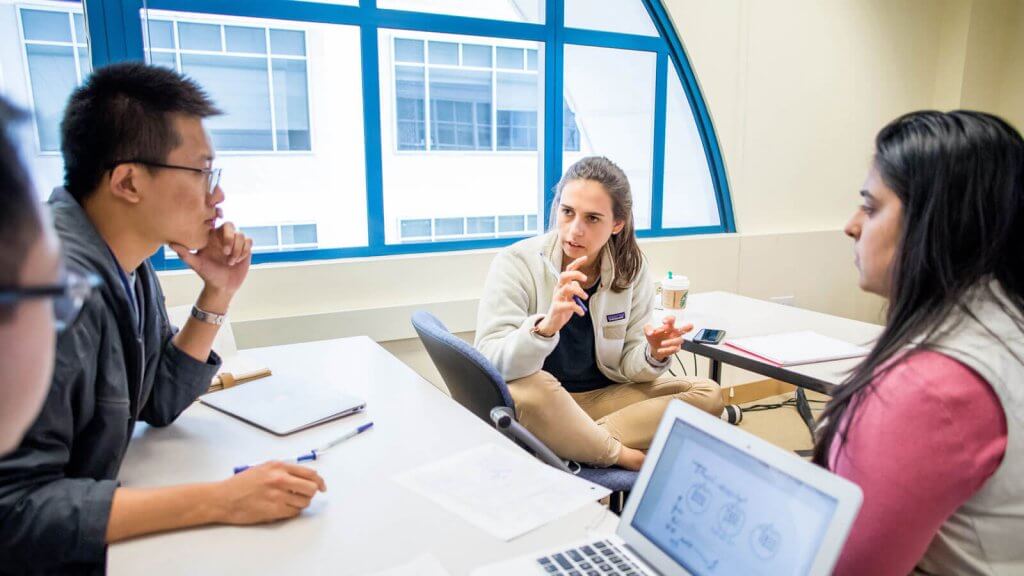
[814,111,1024,575]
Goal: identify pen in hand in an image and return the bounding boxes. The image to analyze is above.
[539,253,589,313]
[233,421,374,474]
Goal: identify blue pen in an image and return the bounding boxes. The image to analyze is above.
[233,421,374,474]
[539,253,588,313]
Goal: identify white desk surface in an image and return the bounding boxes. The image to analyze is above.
[108,336,617,576]
[658,291,884,391]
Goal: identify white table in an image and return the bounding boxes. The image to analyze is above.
[659,292,884,394]
[108,336,616,576]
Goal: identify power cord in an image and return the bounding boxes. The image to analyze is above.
[669,352,688,377]
[741,390,826,441]
[671,352,690,377]
[741,395,827,413]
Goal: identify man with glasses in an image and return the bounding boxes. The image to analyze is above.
[0,99,93,456]
[0,63,325,575]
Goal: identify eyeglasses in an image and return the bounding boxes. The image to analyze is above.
[108,159,222,196]
[0,271,101,333]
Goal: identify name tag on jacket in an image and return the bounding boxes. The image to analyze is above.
[606,312,626,322]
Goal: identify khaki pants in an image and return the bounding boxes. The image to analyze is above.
[507,371,723,467]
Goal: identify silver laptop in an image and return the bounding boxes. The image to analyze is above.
[200,375,365,436]
[475,399,862,576]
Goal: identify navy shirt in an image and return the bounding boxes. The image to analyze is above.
[542,279,616,393]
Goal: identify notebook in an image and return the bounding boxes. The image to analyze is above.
[724,330,870,366]
[201,374,366,435]
[474,399,863,576]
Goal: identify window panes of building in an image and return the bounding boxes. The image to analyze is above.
[143,16,311,151]
[143,10,369,254]
[381,30,545,245]
[563,44,657,229]
[0,2,90,199]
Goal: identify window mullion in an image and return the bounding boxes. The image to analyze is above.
[650,51,667,231]
[264,27,279,151]
[491,50,497,151]
[172,21,182,72]
[542,0,565,226]
[359,7,387,250]
[68,11,83,85]
[424,48,432,151]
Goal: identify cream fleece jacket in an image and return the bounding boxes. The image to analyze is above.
[474,232,668,383]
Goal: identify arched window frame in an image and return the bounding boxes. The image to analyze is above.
[80,0,735,269]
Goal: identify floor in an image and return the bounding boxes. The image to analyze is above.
[727,382,831,454]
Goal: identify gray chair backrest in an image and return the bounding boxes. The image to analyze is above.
[411,311,514,425]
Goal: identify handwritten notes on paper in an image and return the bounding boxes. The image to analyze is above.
[394,443,610,541]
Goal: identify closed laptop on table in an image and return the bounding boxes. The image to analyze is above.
[201,375,365,435]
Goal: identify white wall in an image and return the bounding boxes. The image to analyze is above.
[958,0,1024,131]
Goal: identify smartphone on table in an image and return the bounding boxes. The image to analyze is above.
[693,328,726,345]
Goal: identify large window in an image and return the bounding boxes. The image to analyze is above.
[0,0,733,267]
[143,9,368,257]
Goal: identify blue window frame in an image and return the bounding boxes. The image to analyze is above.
[71,0,734,269]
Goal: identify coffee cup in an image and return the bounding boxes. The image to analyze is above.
[661,274,689,310]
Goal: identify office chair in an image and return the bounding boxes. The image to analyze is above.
[411,311,637,512]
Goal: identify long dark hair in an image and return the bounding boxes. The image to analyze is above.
[549,156,643,292]
[813,110,1024,467]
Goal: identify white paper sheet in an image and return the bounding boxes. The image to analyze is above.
[364,554,452,576]
[394,443,611,541]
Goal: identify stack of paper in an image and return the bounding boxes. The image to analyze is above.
[724,330,870,366]
[394,443,610,541]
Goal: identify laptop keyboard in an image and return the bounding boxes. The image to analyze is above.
[536,540,646,576]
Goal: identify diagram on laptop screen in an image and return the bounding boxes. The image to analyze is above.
[631,421,837,575]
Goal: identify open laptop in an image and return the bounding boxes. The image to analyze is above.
[475,399,862,576]
[200,375,365,436]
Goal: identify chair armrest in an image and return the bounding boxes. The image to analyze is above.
[490,407,572,474]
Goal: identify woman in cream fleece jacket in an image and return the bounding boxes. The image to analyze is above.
[475,157,722,470]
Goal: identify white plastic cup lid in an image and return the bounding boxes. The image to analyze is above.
[662,275,690,290]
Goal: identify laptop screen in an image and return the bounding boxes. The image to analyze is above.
[630,419,838,575]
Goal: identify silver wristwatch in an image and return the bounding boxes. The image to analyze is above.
[190,304,226,326]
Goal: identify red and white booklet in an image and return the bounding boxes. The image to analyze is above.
[724,330,870,366]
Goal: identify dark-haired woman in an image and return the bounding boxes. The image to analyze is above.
[475,156,723,471]
[816,111,1024,575]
